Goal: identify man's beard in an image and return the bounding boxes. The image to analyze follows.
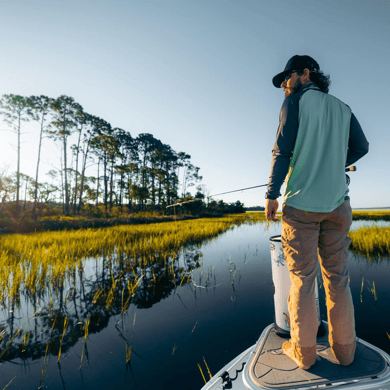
[291,78,303,94]
[285,78,303,97]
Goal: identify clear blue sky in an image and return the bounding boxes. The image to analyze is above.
[0,0,389,209]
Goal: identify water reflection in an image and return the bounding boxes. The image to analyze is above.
[0,249,201,364]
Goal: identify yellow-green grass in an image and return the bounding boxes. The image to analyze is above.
[0,214,265,305]
[0,211,388,306]
[351,210,390,221]
[348,226,390,261]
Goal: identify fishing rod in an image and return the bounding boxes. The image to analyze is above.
[166,185,268,208]
[166,199,202,208]
[166,166,356,208]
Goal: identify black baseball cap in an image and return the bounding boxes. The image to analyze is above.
[272,55,320,88]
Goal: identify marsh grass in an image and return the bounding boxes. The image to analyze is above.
[0,328,22,360]
[0,212,199,235]
[352,211,390,221]
[80,316,91,368]
[126,338,133,363]
[115,314,133,364]
[0,214,264,307]
[360,278,379,304]
[348,226,390,261]
[203,356,212,379]
[57,315,68,362]
[197,357,212,384]
[198,363,207,384]
[2,376,16,389]
[0,216,258,369]
[367,280,378,302]
[39,315,57,389]
[21,330,30,353]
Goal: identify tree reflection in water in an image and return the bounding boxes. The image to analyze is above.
[0,247,201,365]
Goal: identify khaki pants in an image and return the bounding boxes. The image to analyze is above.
[281,199,356,366]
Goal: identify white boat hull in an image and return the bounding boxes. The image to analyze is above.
[201,321,390,390]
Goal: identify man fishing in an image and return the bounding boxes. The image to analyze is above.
[264,55,369,370]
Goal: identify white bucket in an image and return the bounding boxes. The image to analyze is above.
[270,235,324,337]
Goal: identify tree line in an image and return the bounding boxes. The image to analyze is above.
[0,94,203,218]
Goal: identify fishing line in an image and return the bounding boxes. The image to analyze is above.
[166,184,268,208]
[209,184,268,197]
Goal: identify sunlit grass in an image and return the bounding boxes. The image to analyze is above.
[0,214,266,305]
[57,316,68,362]
[0,211,387,308]
[203,356,212,379]
[351,211,390,221]
[2,376,16,389]
[80,316,90,368]
[40,315,57,389]
[198,363,207,384]
[0,327,22,360]
[367,280,378,302]
[348,226,390,261]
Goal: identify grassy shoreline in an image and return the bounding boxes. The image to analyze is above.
[0,210,389,236]
[0,213,220,235]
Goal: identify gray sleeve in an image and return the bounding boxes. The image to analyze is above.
[346,113,369,167]
[265,97,298,199]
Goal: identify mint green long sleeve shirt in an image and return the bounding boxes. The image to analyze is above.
[265,82,369,212]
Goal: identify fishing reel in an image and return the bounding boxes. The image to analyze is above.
[345,166,356,186]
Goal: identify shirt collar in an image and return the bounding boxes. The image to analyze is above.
[301,81,321,92]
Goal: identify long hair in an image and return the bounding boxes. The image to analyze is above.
[309,70,331,93]
[296,69,331,93]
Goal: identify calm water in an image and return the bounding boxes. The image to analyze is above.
[0,220,389,390]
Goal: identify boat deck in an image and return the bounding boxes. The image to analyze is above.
[244,322,389,389]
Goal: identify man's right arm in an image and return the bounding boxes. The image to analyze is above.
[346,113,369,167]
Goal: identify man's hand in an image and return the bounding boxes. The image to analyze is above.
[265,199,280,222]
